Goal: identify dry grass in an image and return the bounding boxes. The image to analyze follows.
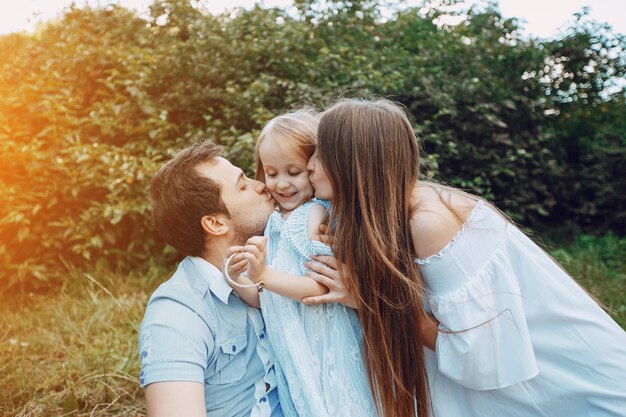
[0,265,165,416]
[1,234,624,415]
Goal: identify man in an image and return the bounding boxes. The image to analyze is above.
[139,140,281,417]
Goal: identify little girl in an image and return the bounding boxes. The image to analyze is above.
[224,110,377,417]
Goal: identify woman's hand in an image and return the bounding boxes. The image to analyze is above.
[302,255,357,309]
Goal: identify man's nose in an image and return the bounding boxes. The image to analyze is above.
[253,180,267,193]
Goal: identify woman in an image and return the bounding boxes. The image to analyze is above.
[302,98,626,417]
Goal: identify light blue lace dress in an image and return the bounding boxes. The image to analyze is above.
[261,200,378,417]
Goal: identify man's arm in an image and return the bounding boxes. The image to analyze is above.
[139,292,213,416]
[145,381,206,417]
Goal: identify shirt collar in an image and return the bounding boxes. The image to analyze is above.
[189,256,233,304]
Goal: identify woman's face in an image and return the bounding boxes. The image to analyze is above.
[306,150,334,200]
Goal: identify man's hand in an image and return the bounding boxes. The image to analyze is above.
[302,255,357,309]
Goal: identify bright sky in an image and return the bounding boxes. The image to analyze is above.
[0,0,625,38]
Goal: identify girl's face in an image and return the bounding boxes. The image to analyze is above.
[306,150,333,200]
[258,139,313,214]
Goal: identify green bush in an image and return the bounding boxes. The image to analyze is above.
[0,0,624,290]
[0,6,168,289]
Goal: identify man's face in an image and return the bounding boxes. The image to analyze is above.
[197,157,275,243]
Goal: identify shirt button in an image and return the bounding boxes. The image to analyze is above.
[231,345,237,352]
[260,397,267,403]
[260,333,266,339]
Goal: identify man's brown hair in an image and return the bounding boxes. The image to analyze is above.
[150,140,228,256]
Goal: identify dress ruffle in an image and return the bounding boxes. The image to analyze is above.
[416,200,485,265]
[429,244,538,390]
[283,200,333,259]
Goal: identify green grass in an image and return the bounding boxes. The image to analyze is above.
[1,234,624,415]
[547,233,626,328]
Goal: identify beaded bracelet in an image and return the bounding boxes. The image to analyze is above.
[223,252,265,292]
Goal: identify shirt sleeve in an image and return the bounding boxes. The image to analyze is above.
[138,290,214,387]
[429,251,538,391]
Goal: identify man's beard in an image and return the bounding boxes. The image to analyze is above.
[230,213,269,245]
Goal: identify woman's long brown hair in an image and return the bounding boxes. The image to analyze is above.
[317,98,430,417]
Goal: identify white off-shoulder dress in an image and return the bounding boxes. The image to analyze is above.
[417,201,626,417]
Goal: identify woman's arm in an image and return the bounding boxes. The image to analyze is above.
[301,255,438,349]
[421,314,439,351]
[409,192,478,350]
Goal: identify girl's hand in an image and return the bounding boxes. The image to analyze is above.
[223,246,248,281]
[302,255,357,309]
[240,236,269,283]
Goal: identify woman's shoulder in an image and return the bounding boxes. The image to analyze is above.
[409,183,479,261]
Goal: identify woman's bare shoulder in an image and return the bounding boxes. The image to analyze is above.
[409,183,478,260]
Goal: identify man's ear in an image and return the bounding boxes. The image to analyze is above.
[200,214,230,237]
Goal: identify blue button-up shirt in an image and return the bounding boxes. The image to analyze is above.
[139,256,282,417]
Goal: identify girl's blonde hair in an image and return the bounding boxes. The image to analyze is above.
[255,109,318,183]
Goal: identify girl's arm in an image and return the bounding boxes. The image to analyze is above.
[301,255,357,308]
[263,267,329,300]
[227,236,329,304]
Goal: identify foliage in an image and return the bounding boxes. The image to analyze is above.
[0,6,168,290]
[541,16,626,233]
[0,0,624,290]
